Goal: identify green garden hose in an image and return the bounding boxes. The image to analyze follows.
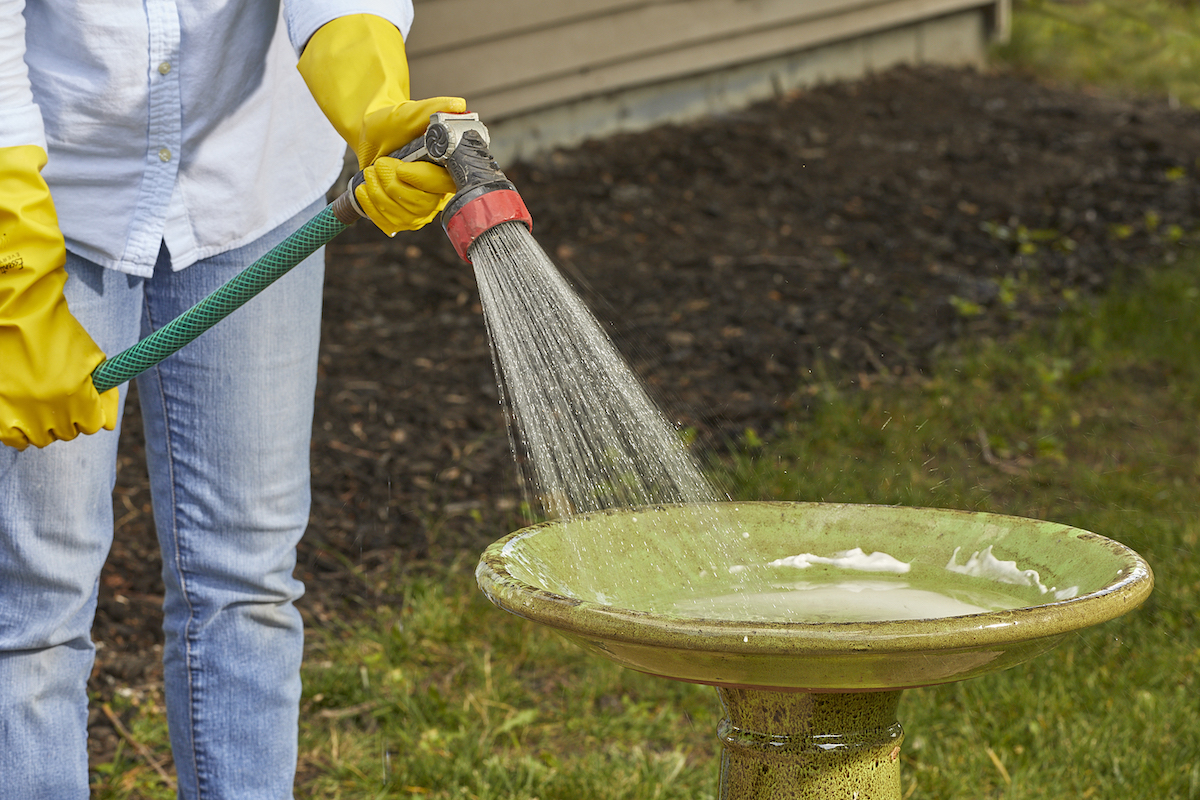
[90,203,349,394]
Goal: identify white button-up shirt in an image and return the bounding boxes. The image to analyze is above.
[1,0,414,277]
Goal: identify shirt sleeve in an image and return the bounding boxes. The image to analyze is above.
[283,0,414,56]
[0,0,46,149]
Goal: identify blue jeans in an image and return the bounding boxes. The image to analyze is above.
[0,200,325,799]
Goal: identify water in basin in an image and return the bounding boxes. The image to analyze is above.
[651,543,1067,622]
[664,576,1025,622]
[516,522,1072,623]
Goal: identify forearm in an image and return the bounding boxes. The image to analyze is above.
[0,0,45,149]
[296,11,464,236]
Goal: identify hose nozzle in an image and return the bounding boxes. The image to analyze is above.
[339,112,532,262]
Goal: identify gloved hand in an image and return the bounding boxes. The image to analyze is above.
[0,145,118,449]
[298,14,467,235]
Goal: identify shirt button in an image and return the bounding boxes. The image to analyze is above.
[158,61,172,75]
[158,148,172,162]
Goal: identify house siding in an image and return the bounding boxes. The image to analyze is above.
[405,0,1010,161]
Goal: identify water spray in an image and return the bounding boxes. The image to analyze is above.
[91,112,530,392]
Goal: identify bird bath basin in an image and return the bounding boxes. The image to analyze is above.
[476,502,1153,799]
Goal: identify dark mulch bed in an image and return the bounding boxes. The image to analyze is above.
[88,64,1200,760]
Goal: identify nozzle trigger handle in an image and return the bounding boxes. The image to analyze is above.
[333,112,486,226]
[344,135,430,207]
[332,133,431,225]
[390,135,434,164]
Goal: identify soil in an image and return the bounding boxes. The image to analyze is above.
[88,65,1200,759]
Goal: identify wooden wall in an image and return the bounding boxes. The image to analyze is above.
[406,0,1009,122]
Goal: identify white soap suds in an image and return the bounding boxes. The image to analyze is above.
[945,545,1078,599]
[767,547,911,574]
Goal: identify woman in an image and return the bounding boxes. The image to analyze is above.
[0,2,462,796]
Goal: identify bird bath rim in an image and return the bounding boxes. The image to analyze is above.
[475,502,1153,691]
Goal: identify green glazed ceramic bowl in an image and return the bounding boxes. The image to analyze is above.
[476,502,1153,691]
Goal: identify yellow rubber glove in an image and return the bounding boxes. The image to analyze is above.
[298,14,467,235]
[0,145,118,450]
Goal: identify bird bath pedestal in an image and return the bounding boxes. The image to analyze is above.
[476,503,1153,799]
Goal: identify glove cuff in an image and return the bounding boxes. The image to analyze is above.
[297,14,412,166]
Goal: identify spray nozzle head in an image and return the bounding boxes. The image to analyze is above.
[398,113,532,262]
[421,115,532,263]
[338,112,533,262]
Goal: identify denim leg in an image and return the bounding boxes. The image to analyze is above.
[137,201,325,800]
[0,261,142,800]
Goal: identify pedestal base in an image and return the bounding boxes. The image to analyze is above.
[716,688,904,800]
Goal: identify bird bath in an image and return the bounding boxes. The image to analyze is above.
[475,502,1153,799]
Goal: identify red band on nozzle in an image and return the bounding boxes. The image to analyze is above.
[444,189,533,263]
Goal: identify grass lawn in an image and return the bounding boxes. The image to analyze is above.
[99,250,1200,799]
[283,259,1200,800]
[996,0,1200,109]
